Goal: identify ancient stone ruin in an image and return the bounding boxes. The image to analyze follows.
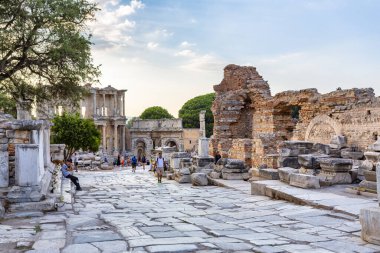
[210,64,380,170]
[0,113,59,218]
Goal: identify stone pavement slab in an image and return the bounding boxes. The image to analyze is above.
[1,167,380,253]
[210,177,378,217]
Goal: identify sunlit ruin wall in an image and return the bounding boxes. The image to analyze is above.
[210,64,380,168]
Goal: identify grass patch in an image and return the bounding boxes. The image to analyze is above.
[34,225,42,233]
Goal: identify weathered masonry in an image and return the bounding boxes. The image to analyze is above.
[210,64,380,167]
[129,119,200,160]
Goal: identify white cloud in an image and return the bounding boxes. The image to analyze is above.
[89,0,144,49]
[180,41,196,48]
[147,42,159,50]
[151,29,173,39]
[175,49,195,57]
[180,54,225,72]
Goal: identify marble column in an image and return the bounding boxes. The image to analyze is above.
[43,128,51,168]
[122,126,126,153]
[114,124,118,153]
[103,93,106,116]
[114,93,117,116]
[102,125,106,152]
[119,95,122,116]
[122,94,125,116]
[199,110,206,138]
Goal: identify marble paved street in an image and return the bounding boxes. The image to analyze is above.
[1,168,380,253]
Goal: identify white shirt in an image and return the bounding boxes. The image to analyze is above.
[156,157,164,168]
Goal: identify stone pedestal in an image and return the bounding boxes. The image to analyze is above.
[0,151,9,187]
[360,165,380,245]
[318,158,352,185]
[198,138,209,157]
[170,152,191,170]
[221,159,249,180]
[15,144,40,186]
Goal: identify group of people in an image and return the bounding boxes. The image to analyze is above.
[113,154,148,172]
[61,153,167,190]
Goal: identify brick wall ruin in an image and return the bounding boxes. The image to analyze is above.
[210,64,380,167]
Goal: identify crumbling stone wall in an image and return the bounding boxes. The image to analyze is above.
[0,113,51,186]
[210,64,380,167]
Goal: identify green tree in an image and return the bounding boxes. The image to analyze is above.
[139,106,174,120]
[51,113,101,159]
[0,0,100,112]
[0,92,16,117]
[178,93,215,137]
[126,117,138,129]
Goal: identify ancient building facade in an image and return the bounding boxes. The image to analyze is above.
[80,85,127,154]
[35,84,127,155]
[129,119,200,160]
[210,64,380,167]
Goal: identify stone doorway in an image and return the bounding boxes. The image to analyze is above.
[135,140,146,161]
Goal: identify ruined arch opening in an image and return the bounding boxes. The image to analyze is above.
[273,104,300,140]
[165,140,179,151]
[230,97,253,139]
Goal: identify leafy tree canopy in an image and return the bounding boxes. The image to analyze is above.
[51,113,101,159]
[0,92,16,117]
[0,0,100,109]
[139,106,174,120]
[178,93,215,137]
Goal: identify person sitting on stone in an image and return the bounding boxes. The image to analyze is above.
[61,159,82,191]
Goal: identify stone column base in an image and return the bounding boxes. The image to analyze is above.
[360,207,380,245]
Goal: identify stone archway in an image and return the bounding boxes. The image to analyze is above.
[133,138,147,161]
[305,115,342,144]
[163,139,179,151]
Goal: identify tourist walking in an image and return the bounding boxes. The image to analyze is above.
[141,155,146,170]
[117,154,121,167]
[61,159,82,191]
[155,153,165,183]
[121,155,125,167]
[131,155,137,173]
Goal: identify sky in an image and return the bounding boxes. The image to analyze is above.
[88,0,380,117]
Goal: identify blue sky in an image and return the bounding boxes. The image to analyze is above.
[89,0,380,117]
